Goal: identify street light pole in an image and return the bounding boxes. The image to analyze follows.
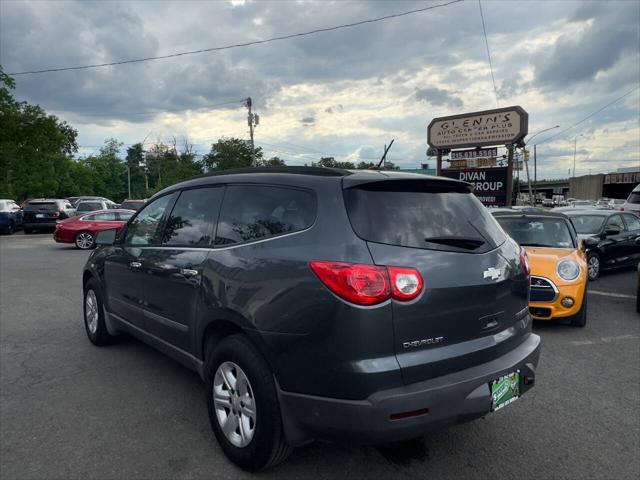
[572,134,584,178]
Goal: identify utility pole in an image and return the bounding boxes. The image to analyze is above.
[533,144,537,201]
[573,137,578,178]
[246,97,259,166]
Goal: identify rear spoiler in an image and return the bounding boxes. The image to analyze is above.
[342,171,472,193]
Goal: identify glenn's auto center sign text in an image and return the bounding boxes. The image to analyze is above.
[441,167,509,207]
[428,106,528,150]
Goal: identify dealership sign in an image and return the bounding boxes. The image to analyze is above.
[428,106,528,150]
[442,167,509,207]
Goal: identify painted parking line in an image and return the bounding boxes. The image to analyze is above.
[571,334,639,346]
[588,290,636,300]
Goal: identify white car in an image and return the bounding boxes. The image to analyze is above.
[609,198,626,210]
[621,184,640,215]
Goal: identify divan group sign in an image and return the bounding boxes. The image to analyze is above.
[441,167,509,207]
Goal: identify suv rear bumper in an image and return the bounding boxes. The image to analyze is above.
[278,333,540,446]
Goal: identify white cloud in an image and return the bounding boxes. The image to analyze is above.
[1,0,638,177]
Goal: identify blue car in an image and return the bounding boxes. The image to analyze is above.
[0,199,24,234]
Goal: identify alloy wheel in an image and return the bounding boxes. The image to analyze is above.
[85,290,99,334]
[76,232,94,249]
[588,255,600,280]
[213,361,256,448]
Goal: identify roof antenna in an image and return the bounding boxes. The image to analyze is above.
[376,139,394,169]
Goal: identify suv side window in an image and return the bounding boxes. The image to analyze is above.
[215,185,316,246]
[622,213,640,231]
[605,214,626,232]
[161,187,224,247]
[125,194,176,246]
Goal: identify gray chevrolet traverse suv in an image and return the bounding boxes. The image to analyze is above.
[82,167,540,471]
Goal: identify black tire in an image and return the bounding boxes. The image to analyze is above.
[23,227,33,234]
[75,231,95,250]
[83,279,116,346]
[3,222,14,235]
[205,334,291,471]
[569,294,588,327]
[587,253,600,281]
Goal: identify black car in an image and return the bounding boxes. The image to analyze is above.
[82,167,540,470]
[23,199,75,233]
[565,210,640,280]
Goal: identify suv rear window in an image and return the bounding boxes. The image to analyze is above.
[343,180,506,253]
[627,192,640,204]
[25,201,58,211]
[215,185,316,246]
[162,187,224,247]
[77,202,102,212]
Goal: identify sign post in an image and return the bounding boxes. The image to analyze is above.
[428,106,528,208]
[506,145,514,207]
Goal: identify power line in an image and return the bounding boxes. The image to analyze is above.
[478,0,499,108]
[8,0,465,76]
[536,85,640,145]
[62,99,245,117]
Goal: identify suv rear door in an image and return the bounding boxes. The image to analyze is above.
[342,177,530,385]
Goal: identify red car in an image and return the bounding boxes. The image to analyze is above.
[54,209,135,249]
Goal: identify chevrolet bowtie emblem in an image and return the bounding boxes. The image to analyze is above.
[483,267,502,281]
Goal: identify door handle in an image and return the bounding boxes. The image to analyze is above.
[180,268,199,277]
[129,261,142,269]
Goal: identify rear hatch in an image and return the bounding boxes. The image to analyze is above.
[24,201,61,223]
[343,176,530,384]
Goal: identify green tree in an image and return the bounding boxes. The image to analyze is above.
[380,161,399,170]
[0,66,78,200]
[125,143,148,199]
[356,161,376,169]
[312,157,356,169]
[79,139,127,201]
[202,138,263,171]
[144,139,203,193]
[260,156,286,167]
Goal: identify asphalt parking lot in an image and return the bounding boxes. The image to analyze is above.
[1,232,638,480]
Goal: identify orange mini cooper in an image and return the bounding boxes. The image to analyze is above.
[493,210,588,327]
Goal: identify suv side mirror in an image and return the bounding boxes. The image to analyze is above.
[95,228,117,246]
[582,237,599,249]
[603,228,620,237]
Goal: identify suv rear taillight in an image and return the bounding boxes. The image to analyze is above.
[520,248,531,276]
[309,261,423,306]
[388,266,423,301]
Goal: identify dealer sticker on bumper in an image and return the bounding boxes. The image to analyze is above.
[491,370,520,411]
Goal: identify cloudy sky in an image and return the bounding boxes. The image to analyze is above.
[2,0,639,179]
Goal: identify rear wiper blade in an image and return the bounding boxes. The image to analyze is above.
[423,236,486,250]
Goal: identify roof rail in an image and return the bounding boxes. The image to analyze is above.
[192,166,351,179]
